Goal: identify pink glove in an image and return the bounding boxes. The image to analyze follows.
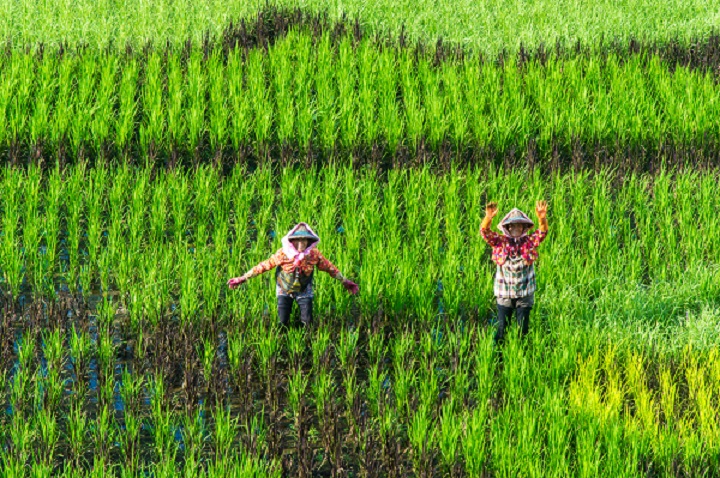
[342,279,359,295]
[227,276,247,289]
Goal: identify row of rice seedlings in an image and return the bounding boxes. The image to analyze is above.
[0,164,718,332]
[3,299,720,474]
[2,33,720,164]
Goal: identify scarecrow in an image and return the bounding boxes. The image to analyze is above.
[227,223,359,327]
[480,201,548,343]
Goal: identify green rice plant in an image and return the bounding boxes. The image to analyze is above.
[357,41,379,146]
[309,326,330,372]
[207,50,228,158]
[287,366,309,422]
[377,47,403,153]
[335,36,359,152]
[419,60,445,149]
[93,403,115,462]
[116,57,139,156]
[149,173,168,245]
[446,327,471,406]
[437,399,461,477]
[69,323,92,377]
[66,403,88,468]
[255,326,280,401]
[34,409,58,466]
[85,165,107,269]
[185,49,206,156]
[246,50,272,153]
[150,375,176,462]
[408,403,436,478]
[1,169,25,298]
[64,162,86,293]
[270,38,295,147]
[313,33,337,151]
[6,54,33,154]
[392,331,416,420]
[179,247,200,324]
[69,54,98,158]
[198,334,216,389]
[22,166,43,294]
[463,405,488,477]
[90,53,118,156]
[227,50,251,155]
[337,327,360,426]
[226,330,248,380]
[181,407,206,470]
[42,328,64,409]
[26,55,56,150]
[166,54,185,157]
[7,412,35,470]
[241,408,269,460]
[119,408,142,471]
[128,167,149,252]
[169,169,190,244]
[213,404,238,462]
[120,368,143,414]
[658,362,677,430]
[139,52,165,158]
[286,328,305,371]
[30,463,53,478]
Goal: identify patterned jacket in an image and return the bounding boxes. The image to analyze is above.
[481,209,548,299]
[242,223,345,297]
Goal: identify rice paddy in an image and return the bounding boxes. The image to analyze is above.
[0,165,718,475]
[3,27,720,168]
[2,1,720,476]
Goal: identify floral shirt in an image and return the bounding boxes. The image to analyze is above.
[480,229,547,266]
[481,228,548,299]
[244,248,344,298]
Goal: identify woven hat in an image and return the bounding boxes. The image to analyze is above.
[498,208,534,235]
[288,225,319,241]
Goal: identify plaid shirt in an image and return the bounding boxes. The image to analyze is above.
[481,228,547,299]
[245,248,344,298]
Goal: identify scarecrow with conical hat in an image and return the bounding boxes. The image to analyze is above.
[480,201,549,343]
[227,223,359,327]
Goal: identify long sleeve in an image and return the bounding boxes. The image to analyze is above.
[528,228,548,247]
[480,227,504,248]
[243,250,284,279]
[315,251,345,281]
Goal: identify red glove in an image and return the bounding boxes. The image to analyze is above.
[227,276,247,289]
[342,279,359,295]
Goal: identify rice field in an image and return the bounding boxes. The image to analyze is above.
[1,0,718,54]
[0,164,719,476]
[2,27,720,167]
[2,2,720,476]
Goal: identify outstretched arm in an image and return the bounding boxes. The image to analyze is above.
[316,251,359,295]
[227,250,283,288]
[480,201,503,246]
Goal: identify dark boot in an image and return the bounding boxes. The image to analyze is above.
[494,305,514,344]
[515,307,532,338]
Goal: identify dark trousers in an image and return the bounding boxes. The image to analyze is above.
[495,304,531,344]
[277,295,313,327]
